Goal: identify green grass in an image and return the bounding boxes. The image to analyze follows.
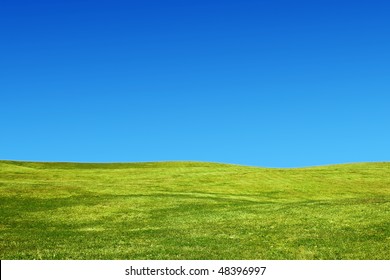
[0,160,389,259]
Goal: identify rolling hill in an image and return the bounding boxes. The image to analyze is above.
[0,160,389,259]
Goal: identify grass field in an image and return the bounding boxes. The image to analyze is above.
[0,160,389,260]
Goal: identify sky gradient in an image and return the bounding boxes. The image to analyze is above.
[1,0,389,167]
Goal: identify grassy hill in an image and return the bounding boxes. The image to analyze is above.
[0,160,389,259]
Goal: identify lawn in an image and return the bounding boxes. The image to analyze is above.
[0,160,389,259]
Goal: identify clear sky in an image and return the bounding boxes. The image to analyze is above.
[1,0,389,167]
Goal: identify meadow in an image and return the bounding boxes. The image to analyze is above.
[0,160,389,259]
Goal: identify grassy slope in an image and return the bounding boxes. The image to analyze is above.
[0,160,389,260]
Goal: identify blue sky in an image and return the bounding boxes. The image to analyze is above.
[1,0,389,167]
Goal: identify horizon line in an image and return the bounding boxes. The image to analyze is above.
[1,159,389,169]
